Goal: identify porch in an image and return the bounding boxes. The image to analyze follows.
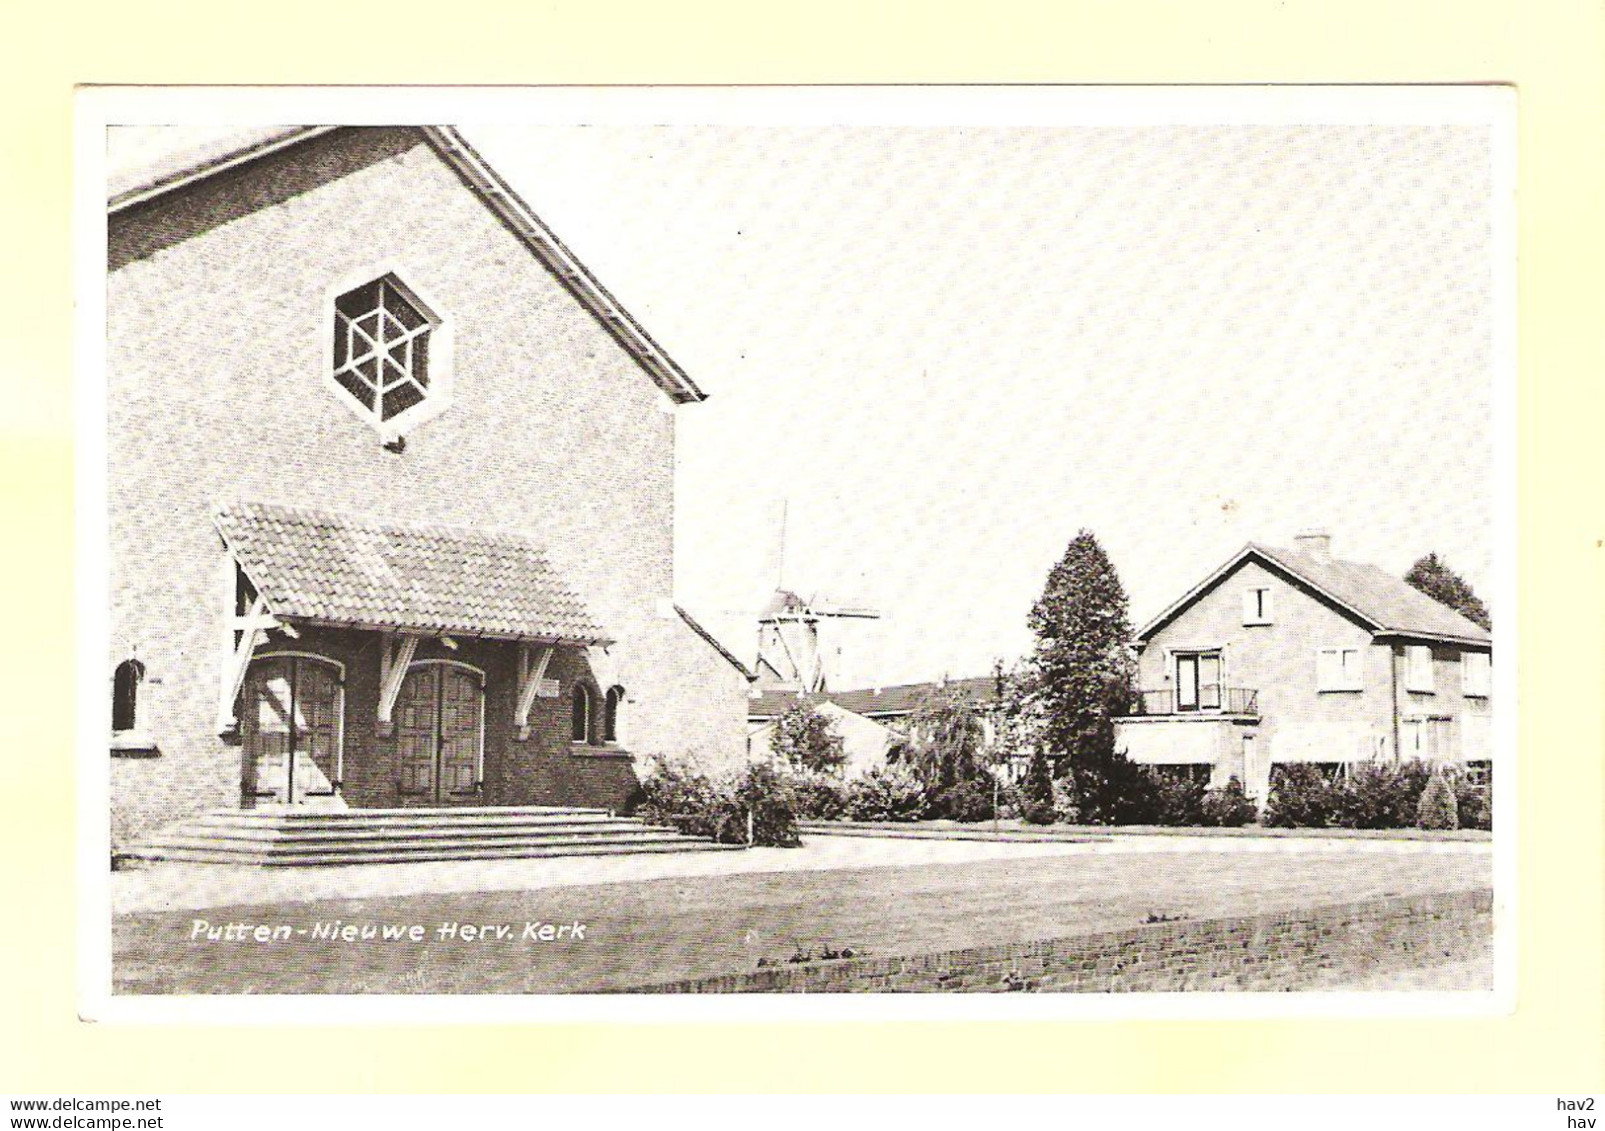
[212,502,637,817]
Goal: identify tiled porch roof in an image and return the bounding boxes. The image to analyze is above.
[215,502,613,644]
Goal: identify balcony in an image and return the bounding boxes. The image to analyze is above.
[1126,687,1260,717]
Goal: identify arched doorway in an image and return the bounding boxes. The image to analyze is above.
[396,662,484,803]
[241,654,343,805]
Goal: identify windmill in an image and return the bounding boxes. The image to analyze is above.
[754,588,882,693]
[729,499,883,694]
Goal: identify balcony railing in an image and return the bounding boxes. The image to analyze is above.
[1126,687,1260,717]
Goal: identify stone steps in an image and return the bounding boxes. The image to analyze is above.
[123,806,733,866]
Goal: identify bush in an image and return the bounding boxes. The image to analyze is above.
[1264,764,1339,828]
[994,778,1026,820]
[1143,769,1208,826]
[1335,760,1433,829]
[1198,775,1258,827]
[931,777,996,822]
[733,762,802,847]
[846,765,929,822]
[1455,778,1492,831]
[632,757,800,846]
[787,770,850,820]
[1417,768,1460,830]
[631,756,723,832]
[1050,775,1082,824]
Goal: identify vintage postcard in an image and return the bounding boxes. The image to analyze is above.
[75,85,1514,1021]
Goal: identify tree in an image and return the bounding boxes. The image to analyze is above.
[1404,553,1491,631]
[1070,688,1152,824]
[1019,745,1056,825]
[903,683,988,795]
[771,699,846,774]
[1022,529,1138,816]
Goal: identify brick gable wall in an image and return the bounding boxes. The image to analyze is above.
[106,129,746,843]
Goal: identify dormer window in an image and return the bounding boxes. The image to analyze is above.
[326,269,452,437]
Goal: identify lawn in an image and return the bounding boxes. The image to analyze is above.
[113,848,1492,994]
[801,819,1491,842]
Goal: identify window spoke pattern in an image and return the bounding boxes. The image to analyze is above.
[332,274,436,422]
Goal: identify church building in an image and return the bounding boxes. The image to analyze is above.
[106,126,753,849]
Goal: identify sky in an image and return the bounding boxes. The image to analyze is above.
[467,122,1498,686]
[106,113,1500,688]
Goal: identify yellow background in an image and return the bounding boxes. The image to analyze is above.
[2,0,1601,1093]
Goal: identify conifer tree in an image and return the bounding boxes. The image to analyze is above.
[1023,530,1137,816]
[1020,745,1056,825]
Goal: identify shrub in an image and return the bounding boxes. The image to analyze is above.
[994,778,1026,820]
[1198,775,1258,827]
[1143,769,1208,826]
[1417,768,1460,830]
[1020,747,1057,824]
[846,765,929,822]
[787,769,850,820]
[631,756,723,832]
[1455,778,1492,831]
[632,756,800,846]
[1335,759,1433,829]
[932,777,996,823]
[733,762,802,847]
[1048,775,1083,824]
[1264,764,1339,828]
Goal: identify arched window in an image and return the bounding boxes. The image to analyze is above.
[603,686,624,744]
[112,659,145,733]
[571,683,593,744]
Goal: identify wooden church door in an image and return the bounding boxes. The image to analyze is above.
[242,655,341,805]
[396,664,482,802]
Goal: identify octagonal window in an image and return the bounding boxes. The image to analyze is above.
[331,273,439,423]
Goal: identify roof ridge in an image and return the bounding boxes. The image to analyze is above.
[1143,540,1490,645]
[216,500,558,555]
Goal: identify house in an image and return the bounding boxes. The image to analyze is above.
[747,677,1005,776]
[1115,530,1493,800]
[105,126,754,848]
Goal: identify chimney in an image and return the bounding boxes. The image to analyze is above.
[1294,528,1332,560]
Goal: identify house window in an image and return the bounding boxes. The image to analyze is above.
[603,686,624,744]
[1463,760,1492,787]
[112,659,145,733]
[1242,586,1273,625]
[571,684,593,744]
[331,273,439,424]
[1400,716,1454,761]
[1405,645,1435,693]
[1316,647,1363,691]
[1174,651,1222,711]
[1462,651,1492,698]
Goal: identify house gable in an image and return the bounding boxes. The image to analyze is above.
[1139,549,1382,650]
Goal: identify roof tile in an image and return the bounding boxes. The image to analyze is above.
[216,502,612,643]
[1250,543,1491,644]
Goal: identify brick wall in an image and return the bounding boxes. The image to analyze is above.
[631,889,1492,993]
[106,128,748,842]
